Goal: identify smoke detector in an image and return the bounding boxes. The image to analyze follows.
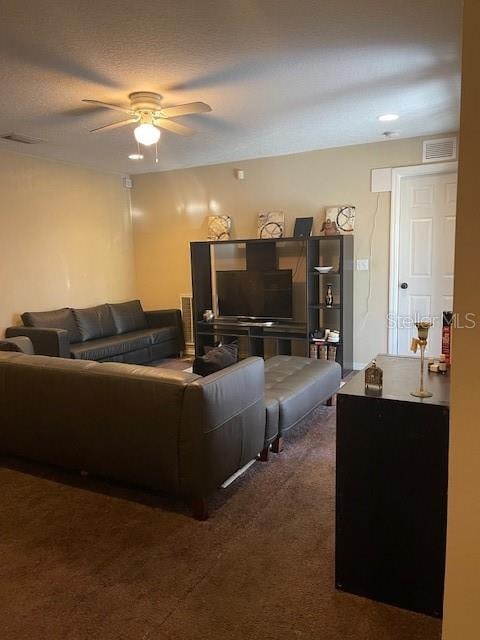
[382,131,400,139]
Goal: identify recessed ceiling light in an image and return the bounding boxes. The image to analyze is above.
[378,113,399,122]
[128,153,144,160]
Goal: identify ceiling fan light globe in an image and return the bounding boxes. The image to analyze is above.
[134,123,161,146]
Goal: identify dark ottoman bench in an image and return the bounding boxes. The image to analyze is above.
[262,355,341,457]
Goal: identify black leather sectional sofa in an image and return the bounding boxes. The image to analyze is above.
[0,349,340,519]
[0,331,341,518]
[0,350,266,519]
[6,299,184,364]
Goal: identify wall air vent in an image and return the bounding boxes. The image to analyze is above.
[422,137,457,163]
[180,294,194,354]
[1,132,46,144]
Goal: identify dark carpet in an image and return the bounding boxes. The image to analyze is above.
[0,405,441,640]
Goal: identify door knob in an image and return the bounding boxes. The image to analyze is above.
[400,282,409,289]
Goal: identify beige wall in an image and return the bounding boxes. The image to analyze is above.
[443,1,480,637]
[0,148,135,334]
[132,135,451,366]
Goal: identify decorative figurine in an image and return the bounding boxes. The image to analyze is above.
[365,359,383,394]
[410,321,433,398]
[320,218,340,236]
[325,283,334,308]
[203,309,215,322]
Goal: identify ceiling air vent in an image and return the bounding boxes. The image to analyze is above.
[422,137,457,163]
[1,132,45,144]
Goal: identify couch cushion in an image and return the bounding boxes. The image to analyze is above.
[21,308,82,344]
[127,327,178,345]
[264,355,341,433]
[70,333,150,361]
[72,304,116,342]
[108,300,147,334]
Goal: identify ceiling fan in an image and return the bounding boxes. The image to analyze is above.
[82,91,212,146]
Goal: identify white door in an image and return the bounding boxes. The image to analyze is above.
[395,171,457,356]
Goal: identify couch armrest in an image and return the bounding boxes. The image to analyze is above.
[180,357,266,498]
[0,336,34,354]
[145,309,185,351]
[5,327,70,358]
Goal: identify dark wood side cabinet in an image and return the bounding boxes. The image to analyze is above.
[335,355,449,617]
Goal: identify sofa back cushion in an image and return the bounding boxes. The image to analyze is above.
[108,300,147,334]
[72,304,117,342]
[22,308,82,344]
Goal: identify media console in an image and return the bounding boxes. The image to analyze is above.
[190,236,353,371]
[196,319,308,359]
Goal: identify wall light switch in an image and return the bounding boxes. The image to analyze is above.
[356,259,369,271]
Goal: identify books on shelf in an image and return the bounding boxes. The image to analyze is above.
[310,328,340,360]
[309,343,319,359]
[328,345,337,361]
[309,341,337,362]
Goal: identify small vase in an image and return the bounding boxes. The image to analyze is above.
[325,284,334,308]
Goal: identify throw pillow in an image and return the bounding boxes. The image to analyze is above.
[0,340,23,352]
[193,342,239,377]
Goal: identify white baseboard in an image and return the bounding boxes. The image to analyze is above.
[353,362,367,371]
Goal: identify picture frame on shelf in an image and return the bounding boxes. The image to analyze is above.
[207,215,231,240]
[257,211,284,239]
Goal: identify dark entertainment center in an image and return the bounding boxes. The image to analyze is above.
[190,235,354,373]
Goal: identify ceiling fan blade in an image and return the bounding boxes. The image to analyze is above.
[90,118,137,133]
[159,102,212,118]
[83,99,133,115]
[154,118,195,136]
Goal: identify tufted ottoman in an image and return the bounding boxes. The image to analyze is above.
[262,355,341,455]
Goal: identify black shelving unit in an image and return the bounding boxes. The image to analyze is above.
[306,235,354,373]
[190,235,353,373]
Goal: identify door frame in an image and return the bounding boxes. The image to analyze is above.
[388,161,458,354]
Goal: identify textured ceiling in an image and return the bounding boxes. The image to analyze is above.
[0,0,462,174]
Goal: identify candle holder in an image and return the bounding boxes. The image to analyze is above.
[410,321,433,398]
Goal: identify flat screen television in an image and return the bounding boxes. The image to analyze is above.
[216,269,293,320]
